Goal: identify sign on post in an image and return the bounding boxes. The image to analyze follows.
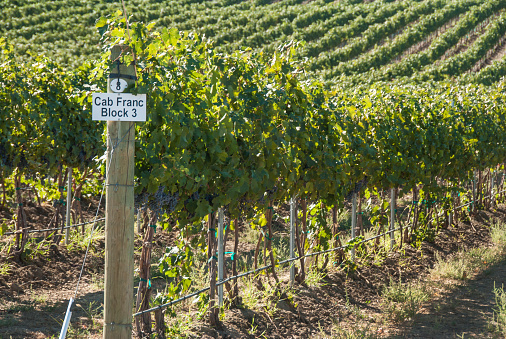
[92,93,146,122]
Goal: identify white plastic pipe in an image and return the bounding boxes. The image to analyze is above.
[59,298,73,339]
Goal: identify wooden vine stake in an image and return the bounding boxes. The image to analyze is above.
[71,167,88,234]
[332,205,346,265]
[12,173,28,260]
[134,211,157,336]
[103,45,136,339]
[1,169,6,207]
[53,166,67,244]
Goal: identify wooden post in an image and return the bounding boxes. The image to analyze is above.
[472,171,477,214]
[491,172,495,207]
[103,45,136,339]
[351,192,357,262]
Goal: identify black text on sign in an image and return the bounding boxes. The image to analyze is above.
[92,93,147,122]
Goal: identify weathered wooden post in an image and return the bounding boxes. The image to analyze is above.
[95,45,145,339]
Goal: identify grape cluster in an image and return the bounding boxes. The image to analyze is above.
[17,152,28,169]
[346,176,368,200]
[257,186,278,205]
[135,186,179,216]
[0,142,12,168]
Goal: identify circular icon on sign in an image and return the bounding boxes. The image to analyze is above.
[110,78,128,93]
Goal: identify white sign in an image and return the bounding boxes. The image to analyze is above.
[110,78,128,93]
[92,93,146,121]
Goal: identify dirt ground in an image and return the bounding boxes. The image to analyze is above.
[394,262,506,338]
[0,201,505,338]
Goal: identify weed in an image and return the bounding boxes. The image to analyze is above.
[489,282,506,335]
[305,267,327,287]
[66,223,104,253]
[65,323,94,338]
[22,237,50,261]
[242,276,264,310]
[432,246,499,281]
[491,222,506,248]
[243,226,259,245]
[79,300,102,330]
[382,277,429,322]
[32,293,48,304]
[0,262,12,275]
[90,273,104,290]
[315,316,379,339]
[272,237,289,262]
[248,316,260,336]
[165,311,195,338]
[344,287,365,320]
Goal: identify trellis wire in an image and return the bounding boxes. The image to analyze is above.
[3,218,105,236]
[134,187,506,317]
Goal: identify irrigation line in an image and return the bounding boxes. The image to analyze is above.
[133,186,506,317]
[134,264,273,317]
[3,218,105,236]
[133,286,211,317]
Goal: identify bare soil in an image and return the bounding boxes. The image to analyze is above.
[0,202,505,338]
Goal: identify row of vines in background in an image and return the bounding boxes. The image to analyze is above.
[0,38,104,259]
[322,0,504,82]
[3,0,506,86]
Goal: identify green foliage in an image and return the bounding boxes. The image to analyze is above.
[0,38,104,181]
[490,282,506,335]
